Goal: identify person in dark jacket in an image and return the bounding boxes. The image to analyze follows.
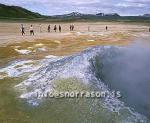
[48,25,51,32]
[70,25,72,31]
[106,26,108,31]
[59,25,61,32]
[21,24,25,35]
[54,25,57,32]
[72,24,74,31]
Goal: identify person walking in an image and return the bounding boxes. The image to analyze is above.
[72,24,74,31]
[30,25,34,35]
[48,25,51,32]
[54,25,57,32]
[21,24,25,35]
[59,25,61,32]
[70,25,72,31]
[39,24,42,33]
[106,26,108,31]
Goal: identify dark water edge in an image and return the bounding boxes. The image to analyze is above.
[92,45,150,119]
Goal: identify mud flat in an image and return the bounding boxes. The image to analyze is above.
[0,22,149,46]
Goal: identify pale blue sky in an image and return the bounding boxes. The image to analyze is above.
[0,0,150,16]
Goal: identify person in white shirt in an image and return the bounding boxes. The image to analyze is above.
[30,25,34,35]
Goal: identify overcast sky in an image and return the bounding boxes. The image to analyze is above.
[0,0,150,16]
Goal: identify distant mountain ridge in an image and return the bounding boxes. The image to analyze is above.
[142,14,150,17]
[96,13,120,17]
[54,12,120,18]
[0,4,121,19]
[65,12,85,17]
[0,3,150,22]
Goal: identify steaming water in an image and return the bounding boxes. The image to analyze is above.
[1,45,150,122]
[92,44,150,119]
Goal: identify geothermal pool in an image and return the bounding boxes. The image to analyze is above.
[0,44,150,123]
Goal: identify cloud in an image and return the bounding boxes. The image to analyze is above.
[0,0,150,15]
[115,3,147,7]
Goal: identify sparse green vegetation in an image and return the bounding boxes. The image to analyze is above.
[0,3,43,19]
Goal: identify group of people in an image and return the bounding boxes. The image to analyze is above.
[21,24,34,36]
[21,24,74,36]
[21,24,150,36]
[53,25,62,32]
[21,24,110,36]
